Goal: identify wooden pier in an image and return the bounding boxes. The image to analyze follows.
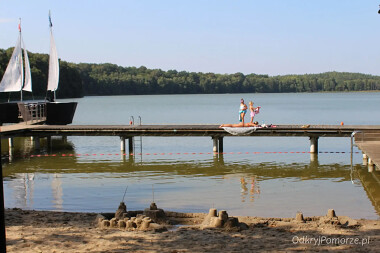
[1,124,380,168]
[354,131,380,170]
[2,124,370,138]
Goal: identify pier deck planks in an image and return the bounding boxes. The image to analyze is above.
[2,124,378,137]
[355,132,380,168]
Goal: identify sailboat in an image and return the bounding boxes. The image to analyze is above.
[47,11,59,101]
[0,14,77,125]
[45,11,77,125]
[0,19,33,124]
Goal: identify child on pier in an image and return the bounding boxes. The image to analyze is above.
[249,101,261,123]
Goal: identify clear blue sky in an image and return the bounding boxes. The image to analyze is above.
[1,0,380,76]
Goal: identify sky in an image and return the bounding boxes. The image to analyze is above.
[1,0,380,76]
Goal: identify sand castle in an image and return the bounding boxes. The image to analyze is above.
[96,202,168,231]
[96,202,246,231]
[294,209,358,227]
[201,208,248,230]
[95,200,361,234]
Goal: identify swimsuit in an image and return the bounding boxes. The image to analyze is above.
[250,106,261,118]
[239,104,247,122]
[250,110,255,118]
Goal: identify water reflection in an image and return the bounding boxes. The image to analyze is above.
[51,174,63,210]
[3,153,380,219]
[355,167,380,217]
[238,176,261,203]
[6,173,34,208]
[1,136,380,219]
[1,136,75,163]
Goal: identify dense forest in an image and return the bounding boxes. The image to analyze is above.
[1,47,379,100]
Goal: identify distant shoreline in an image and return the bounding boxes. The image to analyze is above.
[82,89,380,96]
[1,90,380,103]
[2,48,380,99]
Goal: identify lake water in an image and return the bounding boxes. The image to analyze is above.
[2,92,380,219]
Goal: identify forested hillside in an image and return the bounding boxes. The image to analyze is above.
[1,47,379,100]
[78,64,380,95]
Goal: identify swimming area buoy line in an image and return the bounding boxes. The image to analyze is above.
[21,150,360,158]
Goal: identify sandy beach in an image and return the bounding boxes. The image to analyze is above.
[4,208,379,252]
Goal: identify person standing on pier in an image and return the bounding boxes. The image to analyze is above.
[239,99,247,126]
[249,101,261,123]
[249,101,255,123]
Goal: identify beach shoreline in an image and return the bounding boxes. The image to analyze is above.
[4,208,380,252]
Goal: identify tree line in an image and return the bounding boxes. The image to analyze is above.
[1,47,379,100]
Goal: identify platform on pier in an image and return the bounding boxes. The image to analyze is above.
[355,131,380,169]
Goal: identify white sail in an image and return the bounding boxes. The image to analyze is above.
[47,28,59,92]
[0,34,23,92]
[22,39,32,92]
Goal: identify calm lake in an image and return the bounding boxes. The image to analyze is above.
[2,92,380,219]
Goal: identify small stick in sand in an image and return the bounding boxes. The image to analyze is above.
[122,186,128,203]
[152,184,155,203]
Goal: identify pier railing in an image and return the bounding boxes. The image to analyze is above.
[18,102,46,124]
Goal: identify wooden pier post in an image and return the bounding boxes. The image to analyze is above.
[368,158,374,172]
[8,138,14,148]
[212,137,218,153]
[8,138,14,161]
[128,137,134,154]
[121,152,127,163]
[363,152,368,166]
[309,136,319,153]
[33,137,40,150]
[218,137,224,153]
[310,153,318,163]
[47,136,52,151]
[120,136,126,152]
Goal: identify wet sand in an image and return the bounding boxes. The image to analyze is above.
[5,208,380,252]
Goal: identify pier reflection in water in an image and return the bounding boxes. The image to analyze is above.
[2,136,380,219]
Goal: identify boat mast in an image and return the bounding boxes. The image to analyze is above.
[47,10,59,101]
[50,12,55,101]
[19,18,24,101]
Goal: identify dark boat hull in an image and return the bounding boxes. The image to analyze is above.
[0,102,20,124]
[46,102,77,125]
